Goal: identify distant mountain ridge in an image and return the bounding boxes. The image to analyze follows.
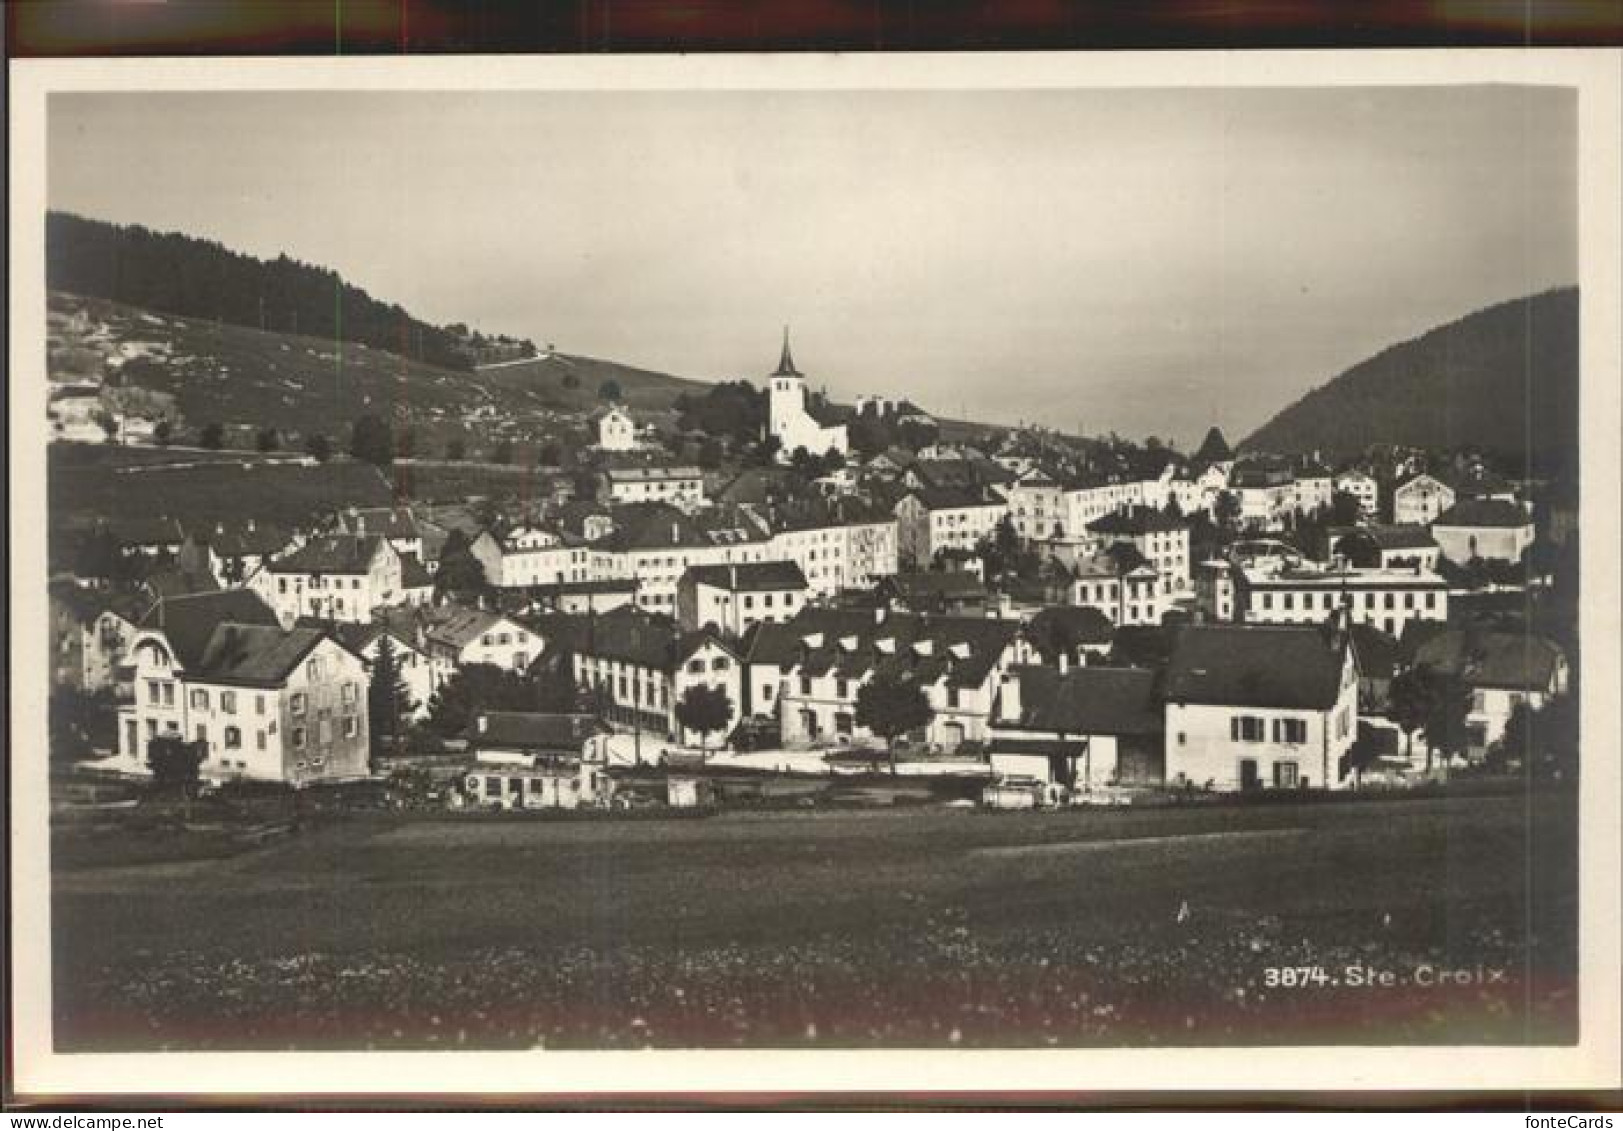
[1242,288,1578,477]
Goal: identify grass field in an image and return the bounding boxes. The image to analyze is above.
[51,791,1577,1050]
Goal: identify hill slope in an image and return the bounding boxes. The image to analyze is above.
[1243,288,1578,475]
[46,291,714,446]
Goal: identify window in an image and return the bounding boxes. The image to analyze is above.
[1261,594,1273,610]
[498,633,511,645]
[1426,593,1437,610]
[291,692,307,716]
[711,657,729,672]
[687,659,704,674]
[1272,718,1307,745]
[191,688,210,710]
[800,675,813,696]
[145,719,158,738]
[836,678,849,699]
[1231,716,1265,742]
[221,690,237,714]
[342,682,357,706]
[1404,593,1415,610]
[1384,593,1395,609]
[195,724,207,742]
[743,595,755,610]
[147,679,160,704]
[1273,762,1300,788]
[482,634,494,647]
[1471,690,1487,713]
[947,686,961,709]
[256,730,266,751]
[224,726,242,749]
[306,658,324,682]
[343,716,358,738]
[318,718,333,745]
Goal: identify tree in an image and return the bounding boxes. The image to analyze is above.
[147,735,206,817]
[697,437,723,471]
[855,672,932,774]
[1387,663,1440,771]
[1328,490,1363,528]
[534,652,581,714]
[199,421,225,450]
[434,536,490,598]
[350,413,394,466]
[561,372,581,391]
[598,379,623,403]
[1419,671,1474,769]
[1339,724,1386,787]
[255,426,280,452]
[674,683,733,754]
[425,663,537,738]
[304,432,332,462]
[445,437,466,461]
[368,636,417,766]
[153,419,174,447]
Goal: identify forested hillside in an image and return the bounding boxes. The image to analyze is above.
[1243,289,1578,476]
[47,211,532,371]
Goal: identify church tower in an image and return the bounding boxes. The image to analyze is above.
[768,325,806,440]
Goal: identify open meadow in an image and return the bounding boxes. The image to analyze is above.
[51,790,1577,1050]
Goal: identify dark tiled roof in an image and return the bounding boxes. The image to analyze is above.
[903,484,1004,511]
[400,554,435,590]
[1087,506,1186,537]
[744,607,1019,690]
[1433,499,1532,529]
[269,533,389,575]
[339,506,420,540]
[999,665,1163,737]
[685,561,808,592]
[140,589,280,669]
[200,521,295,559]
[1412,629,1565,691]
[884,571,987,601]
[605,463,702,483]
[1349,524,1437,551]
[142,567,221,600]
[190,623,333,687]
[1165,624,1347,710]
[573,606,728,671]
[471,711,608,752]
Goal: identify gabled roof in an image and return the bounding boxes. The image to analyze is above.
[421,605,525,651]
[684,561,809,592]
[1165,624,1348,710]
[1344,524,1437,551]
[198,520,295,559]
[269,533,390,575]
[190,623,338,688]
[472,710,609,752]
[337,506,420,541]
[141,566,221,600]
[997,665,1163,737]
[882,571,987,602]
[1411,629,1565,691]
[1433,499,1532,529]
[901,484,1005,512]
[604,463,703,483]
[140,588,280,669]
[573,605,730,671]
[1193,426,1233,463]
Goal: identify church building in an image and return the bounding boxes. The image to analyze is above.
[766,328,849,463]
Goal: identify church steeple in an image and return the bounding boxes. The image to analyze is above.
[773,325,802,378]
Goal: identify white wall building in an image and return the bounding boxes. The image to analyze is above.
[765,329,848,461]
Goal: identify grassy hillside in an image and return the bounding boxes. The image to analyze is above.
[46,291,715,449]
[1243,288,1578,475]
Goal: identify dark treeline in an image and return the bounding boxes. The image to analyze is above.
[47,211,481,371]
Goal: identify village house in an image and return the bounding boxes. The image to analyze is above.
[469,522,591,589]
[676,560,810,639]
[594,404,637,452]
[461,711,615,810]
[1005,464,1069,542]
[1430,498,1536,565]
[602,463,706,511]
[1163,620,1358,792]
[893,485,1008,568]
[1392,472,1456,526]
[1332,524,1441,571]
[1085,506,1191,598]
[1294,461,1335,514]
[1233,560,1448,638]
[766,329,849,461]
[179,519,301,587]
[565,606,744,747]
[1192,559,1237,623]
[116,589,369,784]
[877,570,990,617]
[1408,628,1569,760]
[48,582,144,693]
[1229,459,1299,529]
[300,618,435,722]
[586,503,774,614]
[334,506,425,564]
[746,608,1030,752]
[250,533,406,627]
[415,604,547,690]
[1334,469,1380,519]
[1069,543,1164,627]
[988,665,1165,793]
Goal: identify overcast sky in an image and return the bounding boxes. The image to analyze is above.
[48,85,1576,447]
